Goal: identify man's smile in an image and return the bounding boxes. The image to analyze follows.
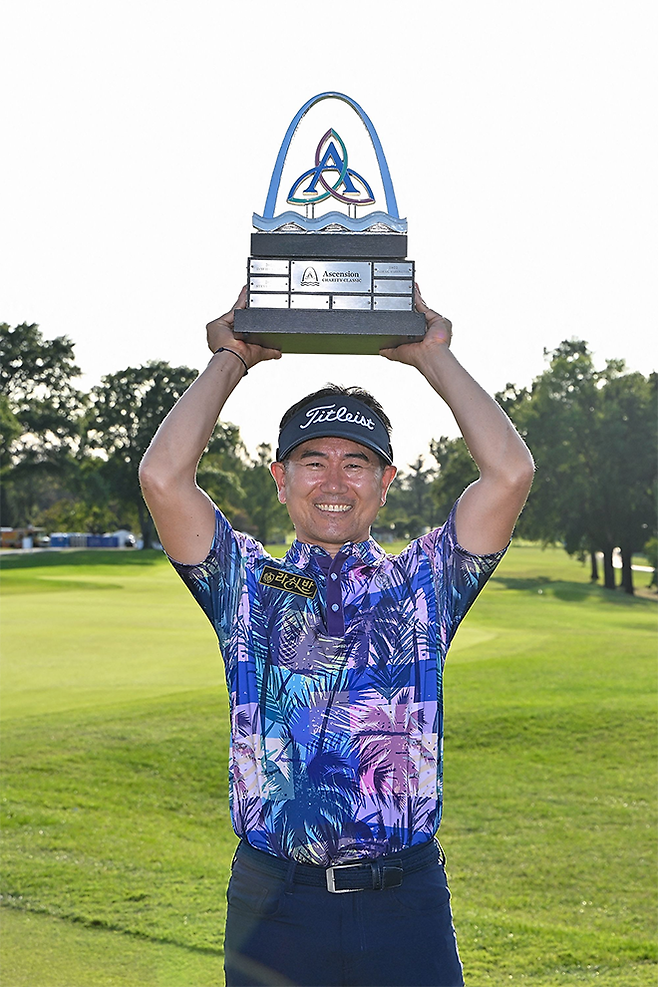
[315,504,352,513]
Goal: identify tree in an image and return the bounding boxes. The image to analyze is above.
[375,454,439,541]
[644,536,658,589]
[200,439,292,545]
[239,443,291,545]
[0,394,21,467]
[499,341,657,594]
[430,437,479,525]
[498,342,609,575]
[0,393,22,527]
[195,420,248,526]
[594,370,657,593]
[405,456,440,534]
[87,362,198,548]
[0,322,85,457]
[0,322,86,526]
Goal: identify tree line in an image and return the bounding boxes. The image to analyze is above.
[1,323,655,594]
[409,340,656,596]
[0,322,291,551]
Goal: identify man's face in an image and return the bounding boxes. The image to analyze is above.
[270,436,397,556]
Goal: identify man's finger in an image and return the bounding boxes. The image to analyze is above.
[223,286,248,323]
[233,285,248,310]
[414,286,431,315]
[208,286,248,335]
[258,346,282,361]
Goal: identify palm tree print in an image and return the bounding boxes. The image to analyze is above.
[172,502,505,862]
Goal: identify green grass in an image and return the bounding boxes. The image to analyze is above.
[0,909,224,987]
[1,545,656,986]
[0,549,224,720]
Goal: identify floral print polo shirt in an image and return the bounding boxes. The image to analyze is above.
[170,501,505,866]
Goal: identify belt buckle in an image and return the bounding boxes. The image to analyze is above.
[325,862,366,893]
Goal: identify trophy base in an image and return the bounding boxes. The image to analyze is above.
[234,308,426,355]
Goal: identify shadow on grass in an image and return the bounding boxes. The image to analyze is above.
[492,574,655,606]
[0,550,164,570]
[2,905,225,956]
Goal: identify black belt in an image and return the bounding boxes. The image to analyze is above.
[236,838,443,894]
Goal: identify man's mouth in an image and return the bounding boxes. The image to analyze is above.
[315,504,352,513]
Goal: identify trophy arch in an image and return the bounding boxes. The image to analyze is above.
[259,92,401,224]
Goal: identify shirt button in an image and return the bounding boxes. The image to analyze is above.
[331,603,340,612]
[330,573,338,581]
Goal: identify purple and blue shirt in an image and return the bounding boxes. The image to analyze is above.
[171,502,505,866]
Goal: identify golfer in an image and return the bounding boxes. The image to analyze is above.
[139,285,534,987]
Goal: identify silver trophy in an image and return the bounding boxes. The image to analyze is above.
[234,92,425,355]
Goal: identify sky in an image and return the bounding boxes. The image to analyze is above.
[2,0,655,469]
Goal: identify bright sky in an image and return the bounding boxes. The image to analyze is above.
[2,0,655,468]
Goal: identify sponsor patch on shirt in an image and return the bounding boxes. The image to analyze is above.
[259,565,318,599]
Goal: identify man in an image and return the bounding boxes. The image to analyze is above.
[139,286,534,987]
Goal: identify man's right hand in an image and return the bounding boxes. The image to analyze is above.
[206,286,282,369]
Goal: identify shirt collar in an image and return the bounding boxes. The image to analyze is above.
[285,536,386,570]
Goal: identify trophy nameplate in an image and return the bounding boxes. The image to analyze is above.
[234,92,425,355]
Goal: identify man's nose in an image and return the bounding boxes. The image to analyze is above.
[320,464,348,491]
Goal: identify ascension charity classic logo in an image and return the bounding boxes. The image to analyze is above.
[301,265,364,286]
[299,404,376,431]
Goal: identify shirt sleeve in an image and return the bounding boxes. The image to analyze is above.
[418,499,507,652]
[167,507,262,650]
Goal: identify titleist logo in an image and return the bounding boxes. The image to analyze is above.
[299,403,376,431]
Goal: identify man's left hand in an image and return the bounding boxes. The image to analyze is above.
[379,285,452,368]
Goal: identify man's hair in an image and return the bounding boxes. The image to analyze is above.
[278,384,392,468]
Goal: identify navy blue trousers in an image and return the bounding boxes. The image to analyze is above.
[224,841,464,987]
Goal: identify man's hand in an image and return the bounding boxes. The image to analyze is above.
[206,286,282,369]
[379,286,452,368]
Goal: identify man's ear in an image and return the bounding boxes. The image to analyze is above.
[380,465,397,506]
[270,462,287,504]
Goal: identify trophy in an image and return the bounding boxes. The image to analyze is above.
[233,92,425,354]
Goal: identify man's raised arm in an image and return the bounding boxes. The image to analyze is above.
[138,287,281,564]
[381,289,534,555]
